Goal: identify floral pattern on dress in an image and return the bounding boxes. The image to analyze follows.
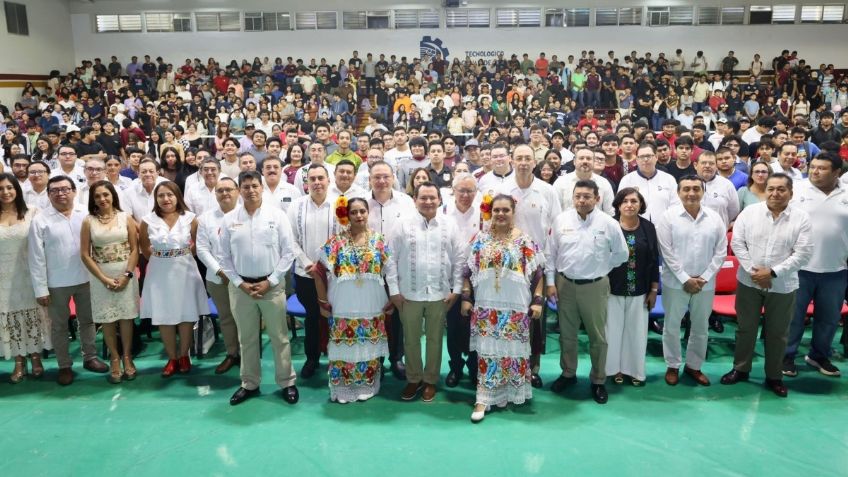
[322,232,389,283]
[328,358,381,386]
[478,356,530,389]
[470,307,530,342]
[468,232,542,284]
[92,241,131,264]
[328,314,387,346]
[625,232,637,295]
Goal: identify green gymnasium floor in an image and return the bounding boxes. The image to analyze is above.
[1,317,847,477]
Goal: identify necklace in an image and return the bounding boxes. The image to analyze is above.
[97,212,116,224]
[346,229,371,287]
[487,227,514,292]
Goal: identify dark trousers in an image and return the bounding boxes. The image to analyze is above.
[785,270,848,361]
[446,299,477,376]
[294,275,321,362]
[388,308,404,364]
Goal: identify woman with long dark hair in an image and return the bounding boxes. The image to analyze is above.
[0,173,50,383]
[79,180,140,383]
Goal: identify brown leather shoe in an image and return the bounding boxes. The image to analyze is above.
[83,358,109,373]
[665,367,679,386]
[422,384,437,402]
[57,367,74,386]
[400,382,423,401]
[684,366,711,386]
[215,355,240,374]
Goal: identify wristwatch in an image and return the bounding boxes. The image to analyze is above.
[124,271,134,278]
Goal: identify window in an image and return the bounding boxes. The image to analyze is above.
[802,4,846,22]
[295,11,337,30]
[595,8,618,25]
[95,14,142,33]
[822,4,846,22]
[4,1,26,35]
[343,11,366,29]
[145,13,191,32]
[496,8,541,27]
[698,6,720,24]
[772,5,797,23]
[749,6,773,23]
[565,8,591,26]
[545,8,564,26]
[445,8,490,28]
[618,7,642,25]
[195,12,240,31]
[394,9,439,29]
[721,6,745,24]
[244,12,291,31]
[648,7,670,25]
[669,6,695,25]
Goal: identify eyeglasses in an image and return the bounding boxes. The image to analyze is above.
[48,187,73,195]
[455,188,476,195]
[637,154,656,160]
[28,170,47,176]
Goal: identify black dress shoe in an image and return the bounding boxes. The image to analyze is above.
[229,387,260,406]
[530,373,543,388]
[300,360,318,379]
[720,369,750,385]
[445,370,461,388]
[764,379,788,397]
[391,361,407,380]
[591,384,608,404]
[709,316,725,333]
[282,385,299,404]
[648,317,663,334]
[550,375,577,393]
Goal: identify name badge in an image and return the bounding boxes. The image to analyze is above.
[282,197,292,203]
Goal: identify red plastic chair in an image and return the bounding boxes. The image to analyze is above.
[712,257,739,318]
[806,302,848,317]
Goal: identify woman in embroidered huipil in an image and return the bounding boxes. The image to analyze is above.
[460,194,544,423]
[80,181,140,384]
[312,197,395,403]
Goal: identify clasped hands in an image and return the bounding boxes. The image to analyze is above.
[239,280,270,299]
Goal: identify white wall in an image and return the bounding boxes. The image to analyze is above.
[0,0,75,107]
[70,11,848,71]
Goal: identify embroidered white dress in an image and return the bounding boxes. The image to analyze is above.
[319,231,391,403]
[0,209,51,358]
[467,232,543,407]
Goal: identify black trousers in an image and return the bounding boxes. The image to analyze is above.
[294,275,321,363]
[446,299,477,376]
[388,308,404,364]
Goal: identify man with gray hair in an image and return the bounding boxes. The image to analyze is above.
[443,172,481,388]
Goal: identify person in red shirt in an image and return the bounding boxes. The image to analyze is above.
[577,108,599,130]
[213,71,230,95]
[535,53,549,78]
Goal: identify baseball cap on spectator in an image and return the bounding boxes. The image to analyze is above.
[716,118,728,124]
[551,130,565,139]
[245,122,256,128]
[739,117,751,124]
[464,139,480,149]
[65,124,81,133]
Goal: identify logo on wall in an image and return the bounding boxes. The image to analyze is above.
[420,36,450,60]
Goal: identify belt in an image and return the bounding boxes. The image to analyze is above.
[151,247,191,258]
[239,275,269,284]
[560,273,603,285]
